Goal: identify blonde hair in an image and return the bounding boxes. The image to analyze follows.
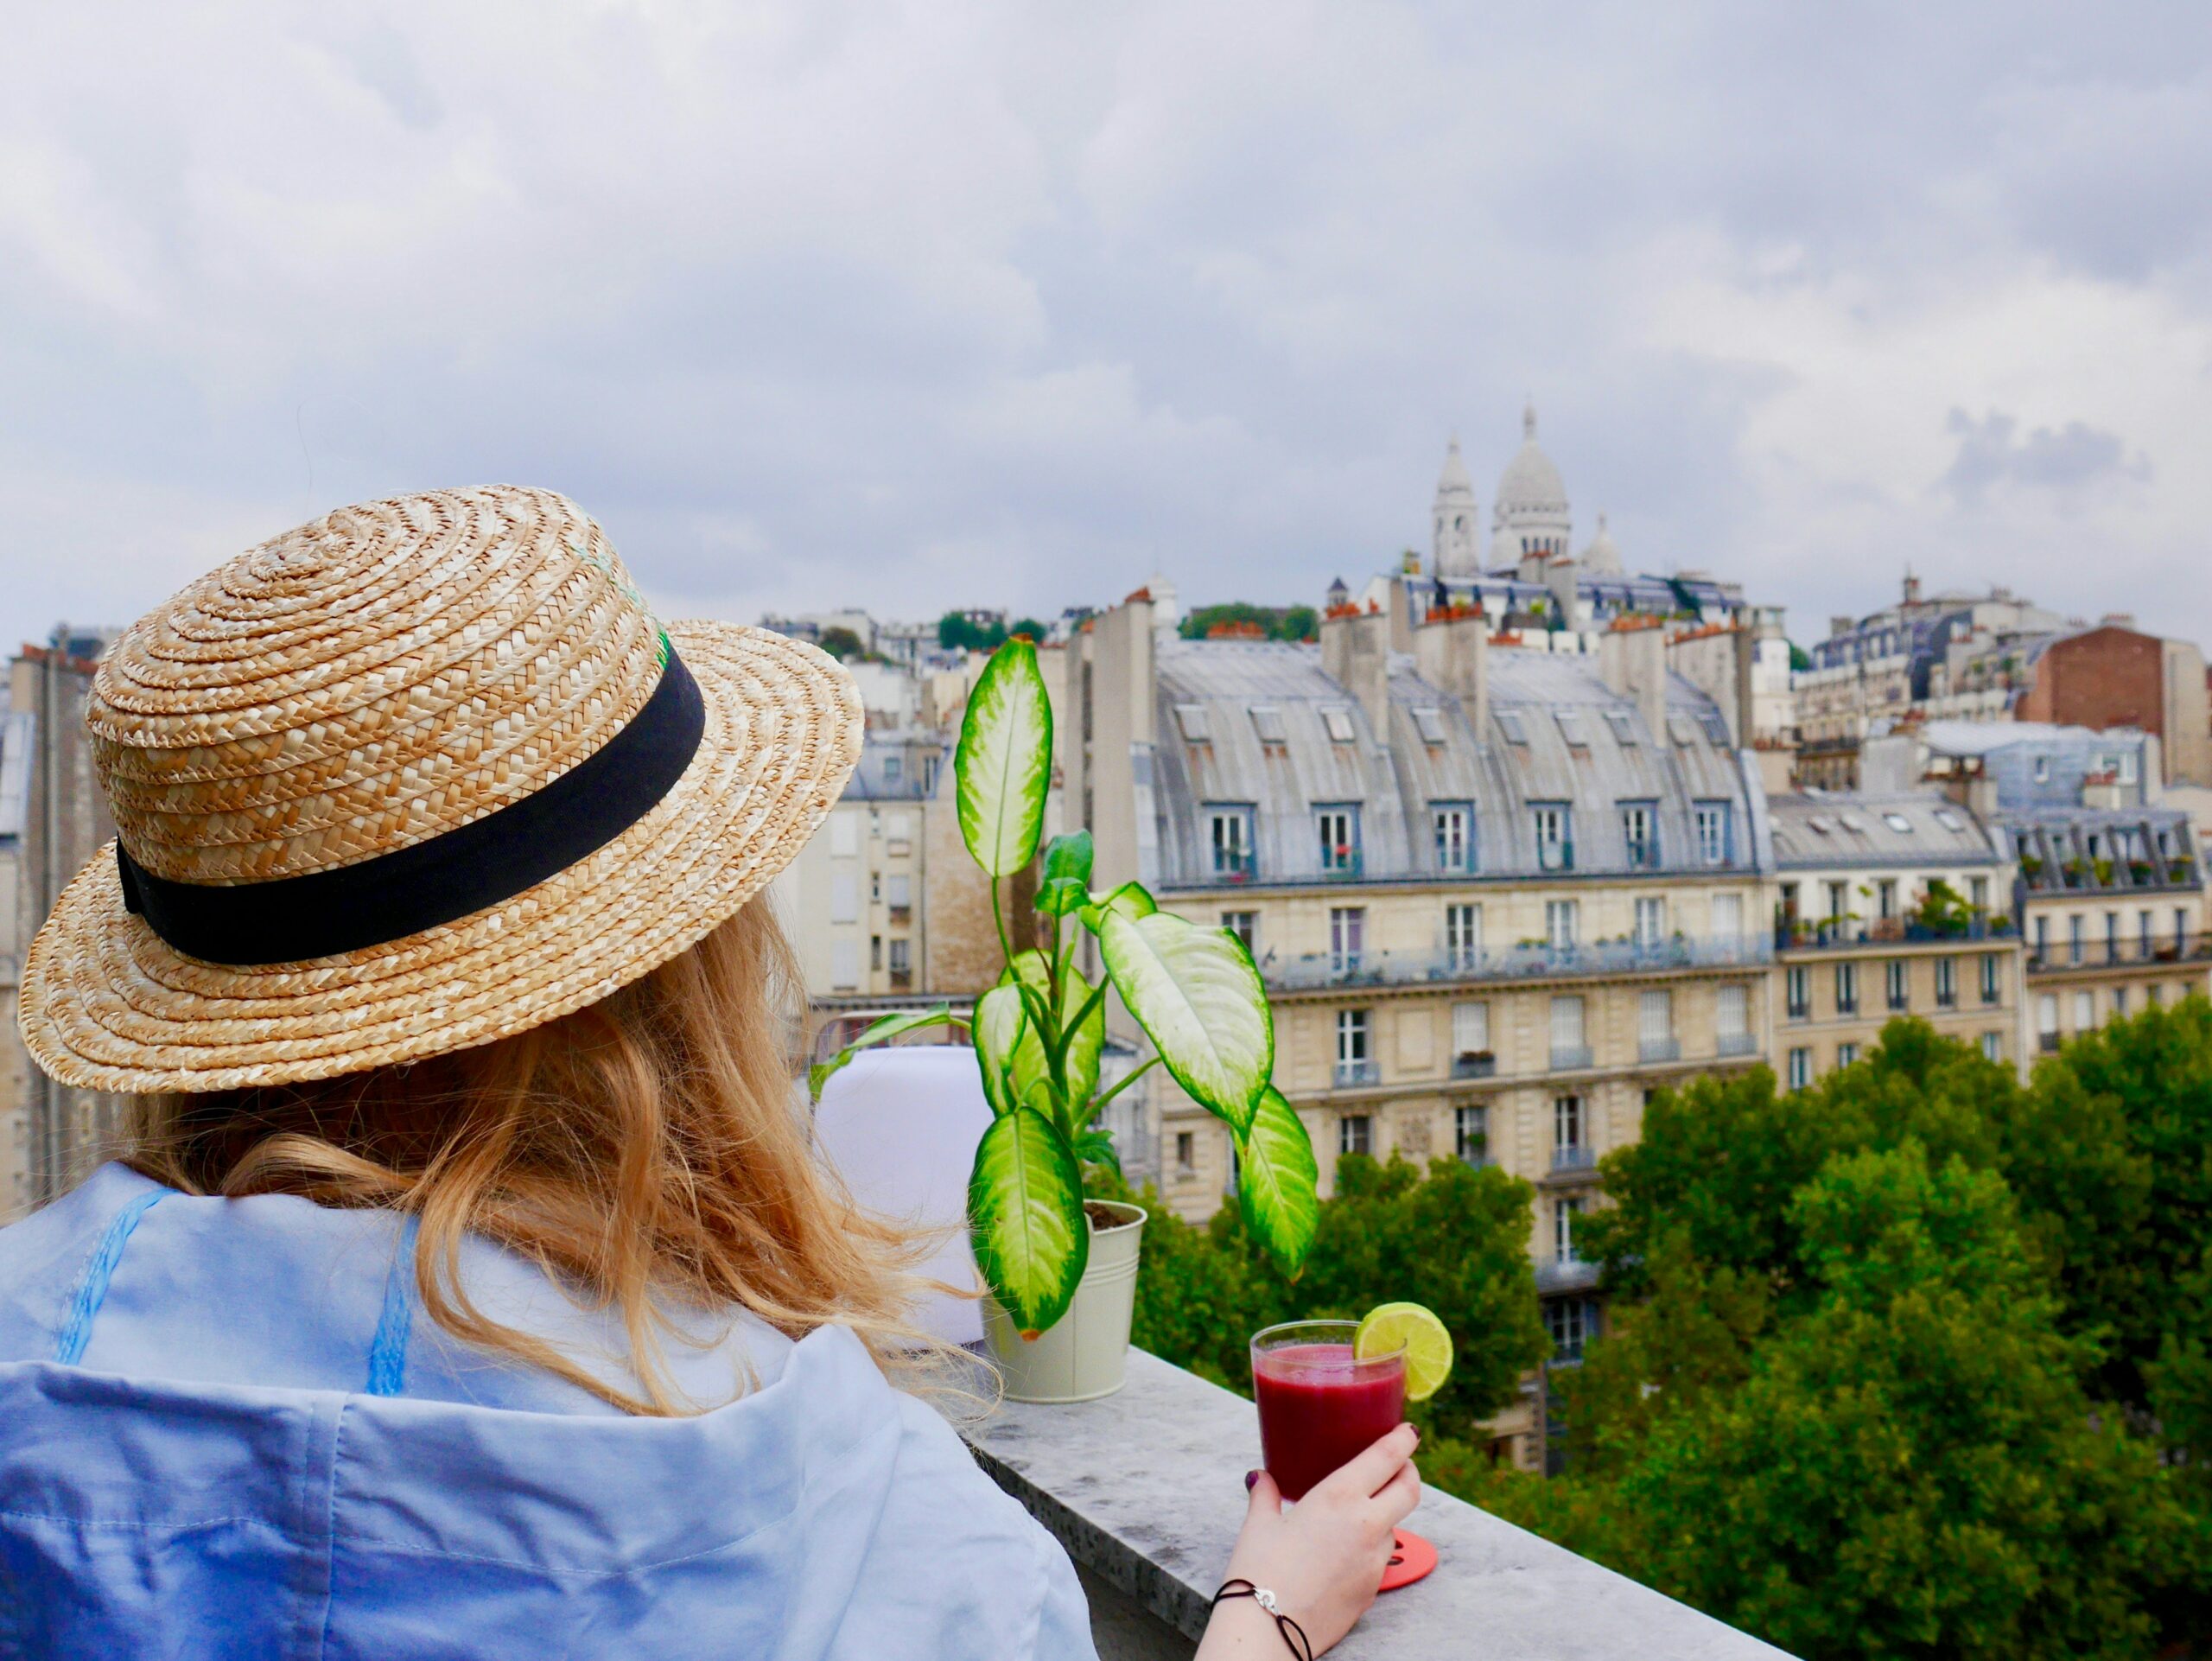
[126,902,950,1415]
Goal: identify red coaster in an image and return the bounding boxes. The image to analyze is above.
[1378,1528,1436,1592]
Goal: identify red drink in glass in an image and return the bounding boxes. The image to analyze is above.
[1250,1321,1407,1501]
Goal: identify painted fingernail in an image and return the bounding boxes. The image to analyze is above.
[1245,1470,1260,1491]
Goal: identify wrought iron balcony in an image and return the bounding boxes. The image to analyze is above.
[1549,1144,1599,1174]
[1265,932,1770,994]
[2025,932,2212,975]
[1450,1052,1497,1079]
[1717,1032,1759,1057]
[1638,1036,1681,1063]
[1777,916,2012,951]
[1549,1044,1594,1072]
[1332,1058,1382,1089]
[1535,1254,1601,1295]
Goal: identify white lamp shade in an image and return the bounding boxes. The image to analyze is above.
[810,1046,991,1346]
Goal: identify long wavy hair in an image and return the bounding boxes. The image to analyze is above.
[125,902,948,1416]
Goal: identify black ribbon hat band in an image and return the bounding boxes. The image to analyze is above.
[118,647,709,966]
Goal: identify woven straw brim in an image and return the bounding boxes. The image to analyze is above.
[21,622,861,1094]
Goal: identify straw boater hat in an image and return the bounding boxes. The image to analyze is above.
[19,485,862,1094]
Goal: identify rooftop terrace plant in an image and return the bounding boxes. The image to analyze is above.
[810,638,1319,1337]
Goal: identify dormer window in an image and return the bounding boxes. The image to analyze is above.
[1555,710,1588,748]
[1320,706,1357,744]
[1249,705,1287,746]
[1496,710,1529,745]
[1412,706,1448,746]
[1603,709,1637,744]
[1173,703,1211,742]
[1668,713,1699,747]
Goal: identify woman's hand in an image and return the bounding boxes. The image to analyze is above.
[1193,1424,1421,1658]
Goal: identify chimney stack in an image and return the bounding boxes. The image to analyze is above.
[1321,602,1391,736]
[1414,605,1489,735]
[1599,617,1667,740]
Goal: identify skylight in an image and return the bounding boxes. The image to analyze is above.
[1934,809,1965,830]
[1603,709,1637,744]
[1496,710,1529,745]
[1667,713,1699,747]
[1554,710,1588,748]
[1320,706,1357,743]
[1412,706,1447,746]
[1249,705,1287,745]
[1173,703,1211,742]
[1884,812,1914,833]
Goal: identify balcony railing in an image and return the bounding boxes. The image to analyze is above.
[1549,1044,1594,1072]
[1267,932,1770,994]
[1536,840,1576,873]
[1450,1052,1497,1079]
[2026,932,2212,974]
[1332,1058,1382,1088]
[1535,1254,1601,1295]
[2038,1031,2062,1053]
[1717,1032,1758,1057]
[1638,1036,1681,1063]
[1777,916,2010,951]
[963,1349,1786,1658]
[1549,1144,1598,1174]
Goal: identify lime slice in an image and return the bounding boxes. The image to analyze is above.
[1355,1301,1453,1403]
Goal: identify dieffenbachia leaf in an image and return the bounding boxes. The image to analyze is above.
[806,1005,965,1104]
[955,640,1053,878]
[969,1104,1089,1337]
[1098,909,1272,1134]
[1077,880,1155,937]
[974,983,1043,1117]
[1037,830,1094,916]
[1237,1086,1319,1277]
[1061,961,1106,1108]
[1072,1127,1122,1176]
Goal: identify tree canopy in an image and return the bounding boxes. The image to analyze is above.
[938,612,1047,653]
[1176,601,1319,643]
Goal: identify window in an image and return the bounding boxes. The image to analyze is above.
[1712,893,1743,937]
[1173,703,1211,742]
[1938,809,1967,831]
[1694,802,1732,866]
[2180,907,2192,949]
[1433,804,1475,872]
[1826,881,1849,922]
[882,752,903,785]
[2038,993,2060,1052]
[1668,713,1700,747]
[2069,915,2084,964]
[1554,1196,1585,1262]
[1970,875,1989,912]
[2140,910,2155,953]
[830,815,859,858]
[1546,899,1580,949]
[1980,953,2000,1004]
[1222,911,1257,951]
[1329,907,1365,973]
[1837,1041,1859,1067]
[2105,912,2120,963]
[1886,959,1909,1012]
[1318,805,1361,874]
[1700,710,1732,746]
[1454,1104,1489,1164]
[2074,990,2094,1030]
[830,873,859,925]
[1634,896,1666,947]
[1982,1032,2003,1063]
[1445,904,1482,970]
[2151,983,2166,1008]
[2035,915,2050,960]
[885,873,912,911]
[1716,983,1750,1046]
[1412,706,1448,746]
[1320,706,1357,743]
[1554,1093,1584,1150]
[1834,961,1859,1015]
[1883,812,1913,834]
[1207,805,1255,877]
[1603,709,1638,744]
[1787,964,1811,1020]
[1533,804,1573,871]
[1787,1047,1812,1089]
[1935,957,1957,1009]
[1550,995,1588,1067]
[885,811,913,849]
[1639,990,1675,1059]
[2113,986,2129,1021]
[2034,756,2051,784]
[887,938,912,977]
[1546,1297,1598,1363]
[1175,1131,1195,1174]
[1555,710,1589,748]
[830,939,859,990]
[1496,710,1529,745]
[1338,1115,1373,1157]
[1452,1001,1490,1058]
[1249,705,1287,745]
[1336,1009,1372,1085]
[1621,802,1660,869]
[1876,879,1898,920]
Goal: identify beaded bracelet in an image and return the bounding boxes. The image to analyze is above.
[1210,1578,1314,1660]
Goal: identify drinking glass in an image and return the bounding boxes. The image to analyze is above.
[1249,1319,1408,1502]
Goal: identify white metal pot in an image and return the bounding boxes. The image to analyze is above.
[982,1200,1147,1403]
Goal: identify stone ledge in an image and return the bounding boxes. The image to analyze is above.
[965,1349,1796,1659]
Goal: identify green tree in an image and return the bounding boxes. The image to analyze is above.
[817,625,865,661]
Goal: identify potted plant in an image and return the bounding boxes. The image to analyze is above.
[811,640,1319,1402]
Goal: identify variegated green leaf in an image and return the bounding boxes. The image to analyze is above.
[1237,1086,1319,1276]
[973,983,1041,1117]
[1098,909,1272,1134]
[954,640,1053,878]
[1037,830,1094,916]
[806,1005,964,1103]
[1077,880,1155,937]
[1061,962,1107,1108]
[1072,1127,1122,1175]
[968,1105,1089,1337]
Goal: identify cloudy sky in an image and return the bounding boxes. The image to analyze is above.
[4,1,2210,654]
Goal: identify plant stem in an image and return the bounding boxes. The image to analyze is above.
[1080,1053,1160,1131]
[988,873,1014,971]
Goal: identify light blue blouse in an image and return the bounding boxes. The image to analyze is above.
[0,1163,1096,1659]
